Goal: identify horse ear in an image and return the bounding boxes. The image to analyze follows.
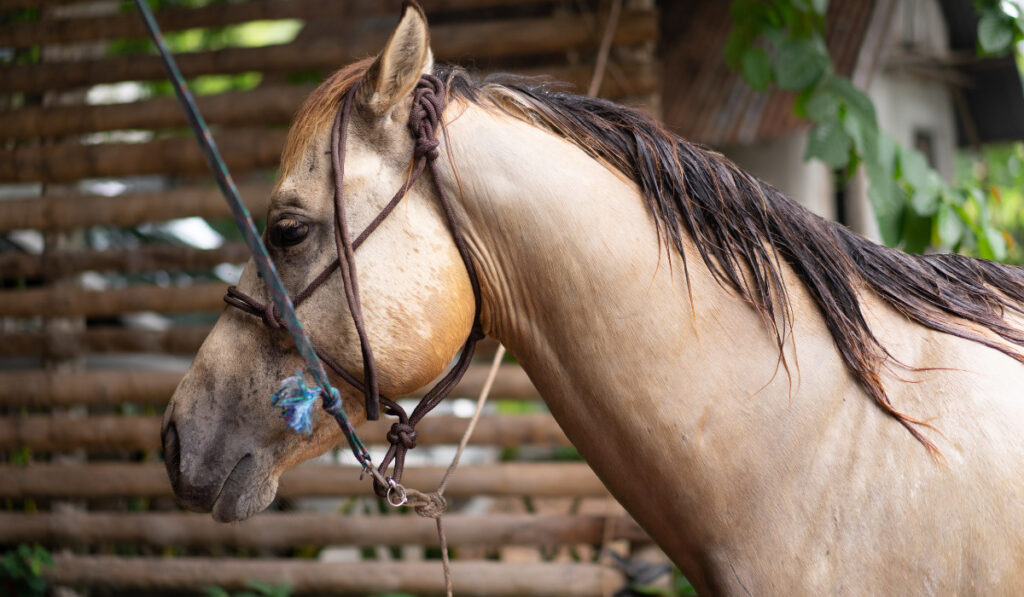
[359,1,434,116]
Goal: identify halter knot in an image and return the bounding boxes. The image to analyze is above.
[387,422,418,449]
[412,491,447,519]
[408,75,446,161]
[262,301,281,329]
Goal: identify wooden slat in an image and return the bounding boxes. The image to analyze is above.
[0,280,228,317]
[0,325,213,358]
[1,10,657,94]
[0,184,271,234]
[0,326,503,358]
[0,61,657,140]
[0,0,535,47]
[0,370,184,408]
[44,555,623,597]
[0,511,646,548]
[0,128,286,183]
[0,462,607,498]
[0,242,251,279]
[0,85,312,141]
[0,364,538,408]
[0,413,567,452]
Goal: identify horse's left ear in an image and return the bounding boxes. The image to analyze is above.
[358,1,434,116]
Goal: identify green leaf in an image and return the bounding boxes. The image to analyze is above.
[867,162,904,246]
[936,202,964,247]
[875,132,898,174]
[901,209,932,253]
[979,10,1015,54]
[804,84,837,122]
[898,147,929,190]
[773,37,830,90]
[985,224,1008,260]
[841,108,872,155]
[910,178,941,216]
[898,148,941,215]
[826,76,877,126]
[805,119,851,167]
[741,47,773,91]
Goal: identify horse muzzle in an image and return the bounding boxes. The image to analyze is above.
[161,409,275,522]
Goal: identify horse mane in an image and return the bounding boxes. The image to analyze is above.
[434,64,1024,454]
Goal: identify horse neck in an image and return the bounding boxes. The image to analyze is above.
[437,104,854,565]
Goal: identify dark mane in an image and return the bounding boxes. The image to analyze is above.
[436,64,1024,453]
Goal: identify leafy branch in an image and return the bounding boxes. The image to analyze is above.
[727,0,1020,259]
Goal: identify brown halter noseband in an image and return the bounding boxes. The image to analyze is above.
[224,74,484,495]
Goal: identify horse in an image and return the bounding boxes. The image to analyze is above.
[161,3,1024,593]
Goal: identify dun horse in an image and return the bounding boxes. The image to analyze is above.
[162,4,1024,593]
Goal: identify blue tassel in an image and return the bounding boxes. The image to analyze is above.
[271,370,321,435]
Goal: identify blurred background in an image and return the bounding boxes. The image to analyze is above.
[1,0,1022,595]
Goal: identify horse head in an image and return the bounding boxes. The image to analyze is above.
[162,3,477,522]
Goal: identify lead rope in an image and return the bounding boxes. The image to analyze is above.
[134,0,375,472]
[390,344,506,597]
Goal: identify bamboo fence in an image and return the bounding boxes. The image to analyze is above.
[0,0,662,594]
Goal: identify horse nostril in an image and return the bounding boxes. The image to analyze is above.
[162,421,181,487]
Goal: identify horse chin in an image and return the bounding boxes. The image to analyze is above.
[210,454,280,523]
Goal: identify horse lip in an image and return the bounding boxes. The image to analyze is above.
[210,453,258,522]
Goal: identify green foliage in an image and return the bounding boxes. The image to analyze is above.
[203,579,293,597]
[976,0,1024,55]
[1,545,54,597]
[727,0,1020,259]
[957,142,1024,262]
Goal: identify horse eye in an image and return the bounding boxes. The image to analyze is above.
[269,218,309,247]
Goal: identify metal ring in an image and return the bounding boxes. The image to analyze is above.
[385,479,408,507]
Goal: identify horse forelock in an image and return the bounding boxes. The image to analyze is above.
[278,58,373,181]
[431,63,1024,453]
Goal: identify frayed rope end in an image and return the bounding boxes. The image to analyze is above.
[270,370,321,435]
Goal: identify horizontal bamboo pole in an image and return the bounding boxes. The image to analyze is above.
[0,242,251,279]
[0,183,270,234]
[0,128,286,183]
[0,370,184,408]
[45,554,623,597]
[0,280,227,318]
[0,0,531,47]
[0,412,566,452]
[0,280,228,318]
[0,85,310,141]
[0,325,213,358]
[0,511,646,548]
[1,61,655,140]
[2,10,656,94]
[0,364,538,408]
[0,462,608,498]
[0,325,500,358]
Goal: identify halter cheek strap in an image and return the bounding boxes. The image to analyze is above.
[225,74,485,496]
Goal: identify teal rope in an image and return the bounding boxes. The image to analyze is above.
[133,0,371,467]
